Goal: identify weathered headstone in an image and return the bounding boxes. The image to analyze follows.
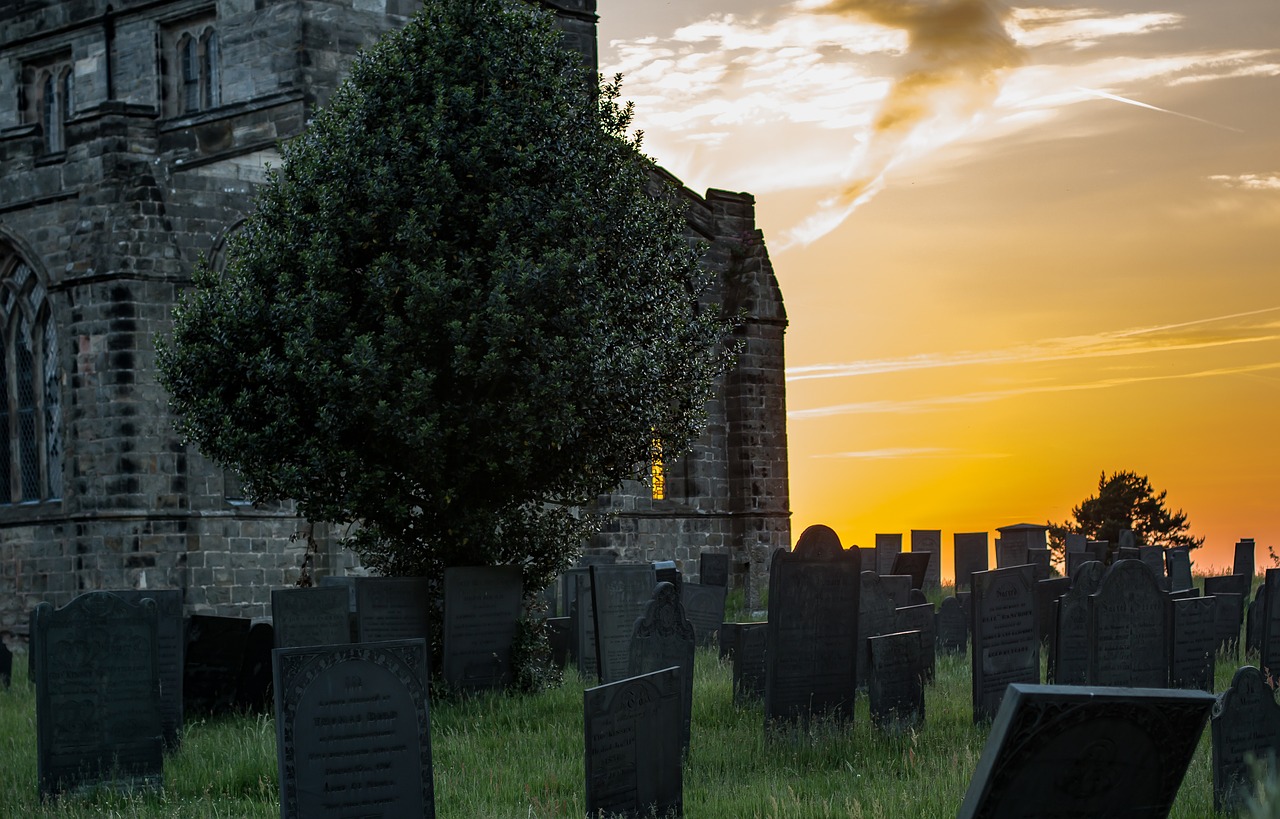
[1260,568,1280,680]
[1088,539,1110,564]
[960,683,1214,819]
[733,623,768,704]
[936,596,968,655]
[1248,584,1266,656]
[1212,665,1280,813]
[1027,548,1051,582]
[1212,592,1244,658]
[890,552,931,591]
[35,592,163,799]
[867,630,924,733]
[653,560,682,597]
[273,639,434,819]
[1165,548,1193,592]
[874,533,902,577]
[910,529,942,591]
[1117,546,1141,562]
[1035,577,1070,647]
[110,589,184,751]
[880,574,912,608]
[560,566,590,624]
[355,577,432,643]
[591,564,658,683]
[584,667,683,819]
[857,571,898,690]
[318,575,358,638]
[765,524,861,727]
[272,587,351,649]
[184,614,252,716]
[1205,573,1250,602]
[679,582,727,648]
[569,572,598,681]
[1065,550,1089,579]
[995,539,1028,571]
[1235,539,1257,580]
[954,532,989,592]
[894,602,936,682]
[442,566,523,690]
[971,566,1038,722]
[1087,560,1169,688]
[1137,547,1168,590]
[1118,529,1136,550]
[699,552,729,587]
[1169,595,1215,692]
[1050,561,1105,685]
[1064,534,1087,554]
[908,588,928,607]
[628,582,695,750]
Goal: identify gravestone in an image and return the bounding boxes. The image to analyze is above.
[569,572,598,681]
[718,622,738,662]
[1050,561,1105,685]
[1088,539,1110,564]
[959,683,1215,819]
[954,532,989,592]
[1064,534,1087,554]
[1204,573,1251,602]
[733,623,768,704]
[1169,588,1200,600]
[765,524,861,727]
[1027,548,1051,582]
[867,630,924,733]
[874,533,902,577]
[237,618,275,713]
[1119,529,1136,550]
[184,614,252,716]
[1065,550,1089,579]
[1117,547,1140,562]
[894,602,936,682]
[1165,548,1193,592]
[628,582,695,750]
[890,552,931,591]
[1212,665,1280,813]
[273,639,434,819]
[1137,547,1167,590]
[653,561,682,597]
[1087,560,1169,688]
[546,616,570,669]
[560,567,590,626]
[110,589,184,751]
[910,529,942,591]
[442,566,523,690]
[28,606,39,687]
[355,577,432,643]
[0,641,10,687]
[318,575,358,639]
[679,582,727,648]
[1248,584,1266,657]
[699,552,729,587]
[936,596,968,655]
[857,571,898,690]
[1260,568,1280,680]
[1035,577,1070,647]
[584,667,683,819]
[1212,592,1243,658]
[1169,595,1216,691]
[591,564,659,683]
[272,587,351,649]
[971,565,1038,722]
[35,592,163,799]
[908,588,928,606]
[1235,539,1257,580]
[880,574,912,608]
[995,539,1028,570]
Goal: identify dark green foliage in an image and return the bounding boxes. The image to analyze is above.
[157,0,733,595]
[1049,470,1204,561]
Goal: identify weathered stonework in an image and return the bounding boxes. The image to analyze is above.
[0,0,789,634]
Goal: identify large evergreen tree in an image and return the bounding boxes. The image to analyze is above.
[157,0,734,594]
[1049,470,1204,561]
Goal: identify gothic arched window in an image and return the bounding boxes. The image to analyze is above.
[168,20,220,116]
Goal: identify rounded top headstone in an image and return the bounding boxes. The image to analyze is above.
[1071,561,1106,595]
[794,524,844,559]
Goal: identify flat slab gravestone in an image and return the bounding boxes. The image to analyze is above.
[1261,569,1280,682]
[874,533,902,577]
[653,561,682,597]
[584,666,683,819]
[1050,561,1105,685]
[867,630,924,733]
[629,582,695,750]
[910,529,942,591]
[954,532,990,592]
[272,587,352,649]
[355,577,432,643]
[592,564,659,684]
[679,582,727,648]
[733,622,767,704]
[273,639,434,819]
[959,683,1215,819]
[890,552,931,591]
[971,565,1038,722]
[1165,548,1193,592]
[1027,548,1051,582]
[1035,577,1070,647]
[36,592,163,799]
[1248,584,1266,657]
[569,571,598,682]
[1203,573,1250,603]
[936,596,968,655]
[1212,665,1280,813]
[442,566,523,690]
[1138,547,1168,590]
[1235,539,1256,579]
[1087,560,1170,688]
[108,589,184,751]
[1211,592,1243,658]
[857,571,898,690]
[699,552,729,587]
[893,602,936,682]
[994,539,1028,570]
[318,575,358,639]
[1169,595,1215,691]
[1065,550,1090,579]
[184,614,252,716]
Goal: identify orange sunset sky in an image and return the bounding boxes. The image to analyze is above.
[598,0,1280,578]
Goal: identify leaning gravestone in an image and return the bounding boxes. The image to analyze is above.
[959,683,1215,819]
[699,552,729,587]
[1212,665,1280,813]
[1169,595,1216,692]
[1051,561,1105,685]
[890,552,931,591]
[954,532,989,592]
[592,564,659,683]
[1087,560,1169,688]
[679,582,727,648]
[584,666,683,819]
[272,587,351,649]
[893,602,936,682]
[936,596,968,655]
[733,623,768,704]
[1212,592,1244,658]
[355,577,432,643]
[629,582,695,750]
[1035,577,1070,647]
[1235,538,1256,580]
[36,592,163,799]
[109,589,184,751]
[273,639,434,819]
[765,524,861,727]
[971,565,1038,722]
[442,566,523,690]
[867,630,924,733]
[910,529,942,591]
[184,614,252,716]
[1165,548,1193,592]
[857,571,899,690]
[874,533,902,577]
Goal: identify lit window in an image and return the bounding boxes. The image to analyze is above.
[650,436,666,501]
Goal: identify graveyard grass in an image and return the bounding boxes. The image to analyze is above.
[0,605,1265,817]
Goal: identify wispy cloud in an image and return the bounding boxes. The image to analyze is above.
[1008,8,1182,49]
[1210,173,1280,191]
[814,447,1010,458]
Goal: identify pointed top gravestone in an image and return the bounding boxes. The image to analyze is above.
[629,582,696,750]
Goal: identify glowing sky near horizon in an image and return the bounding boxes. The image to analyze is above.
[599,0,1280,578]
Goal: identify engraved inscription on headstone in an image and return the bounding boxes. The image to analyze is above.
[584,667,683,819]
[1087,560,1169,688]
[272,587,351,650]
[874,533,902,577]
[629,582,695,750]
[857,571,898,690]
[592,564,659,684]
[699,552,729,587]
[1212,665,1280,813]
[110,589,184,751]
[971,566,1038,722]
[954,532,989,592]
[733,623,768,704]
[1169,595,1215,692]
[910,529,942,591]
[894,602,936,682]
[273,639,434,819]
[355,577,432,643]
[442,566,523,690]
[867,630,923,733]
[1051,561,1104,686]
[679,583,727,648]
[936,596,968,655]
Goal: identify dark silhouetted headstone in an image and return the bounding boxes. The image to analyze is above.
[1166,548,1193,592]
[442,566,523,690]
[1027,548,1051,581]
[1261,569,1280,680]
[908,588,928,606]
[910,529,942,591]
[1119,529,1136,550]
[891,552,931,591]
[954,532,989,592]
[355,577,432,643]
[1205,573,1250,602]
[1235,539,1256,580]
[547,616,570,669]
[272,587,351,649]
[109,589,184,751]
[184,614,251,716]
[971,565,1038,722]
[1065,550,1089,579]
[959,683,1215,819]
[680,583,726,648]
[894,602,936,682]
[1064,534,1087,554]
[1248,584,1265,657]
[653,560,682,597]
[1088,539,1109,564]
[36,592,163,799]
[1137,547,1168,590]
[857,571,897,690]
[868,630,923,733]
[1087,560,1169,688]
[0,641,10,687]
[1035,577,1070,647]
[765,524,861,727]
[1212,592,1243,658]
[733,623,767,704]
[936,596,968,655]
[880,574,912,608]
[1170,595,1215,692]
[274,639,433,819]
[699,552,729,587]
[584,667,683,819]
[874,533,902,577]
[237,618,275,713]
[1050,561,1105,685]
[592,564,658,683]
[1117,546,1140,562]
[995,539,1028,571]
[570,572,598,681]
[629,582,695,750]
[718,622,738,662]
[1212,665,1280,813]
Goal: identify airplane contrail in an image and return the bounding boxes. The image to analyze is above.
[1075,86,1244,133]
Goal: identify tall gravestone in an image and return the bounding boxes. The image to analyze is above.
[1212,665,1280,813]
[442,566,523,690]
[954,532,989,592]
[272,587,352,649]
[874,533,902,577]
[1212,592,1244,658]
[1035,577,1070,647]
[184,614,252,716]
[35,592,163,799]
[1259,568,1280,681]
[318,575,358,639]
[1137,547,1168,590]
[765,524,861,728]
[629,582,695,750]
[1169,595,1216,691]
[1235,539,1256,579]
[894,602,936,682]
[0,641,10,687]
[110,589,184,752]
[591,564,659,684]
[936,596,968,655]
[733,623,768,704]
[679,582,727,648]
[1165,548,1193,592]
[355,577,432,643]
[570,572,598,681]
[584,666,683,819]
[910,529,941,592]
[867,630,924,733]
[857,571,898,690]
[1248,584,1266,657]
[1027,548,1051,581]
[238,618,276,713]
[273,639,434,819]
[699,552,729,587]
[971,566,1038,722]
[1087,560,1169,688]
[1050,561,1105,685]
